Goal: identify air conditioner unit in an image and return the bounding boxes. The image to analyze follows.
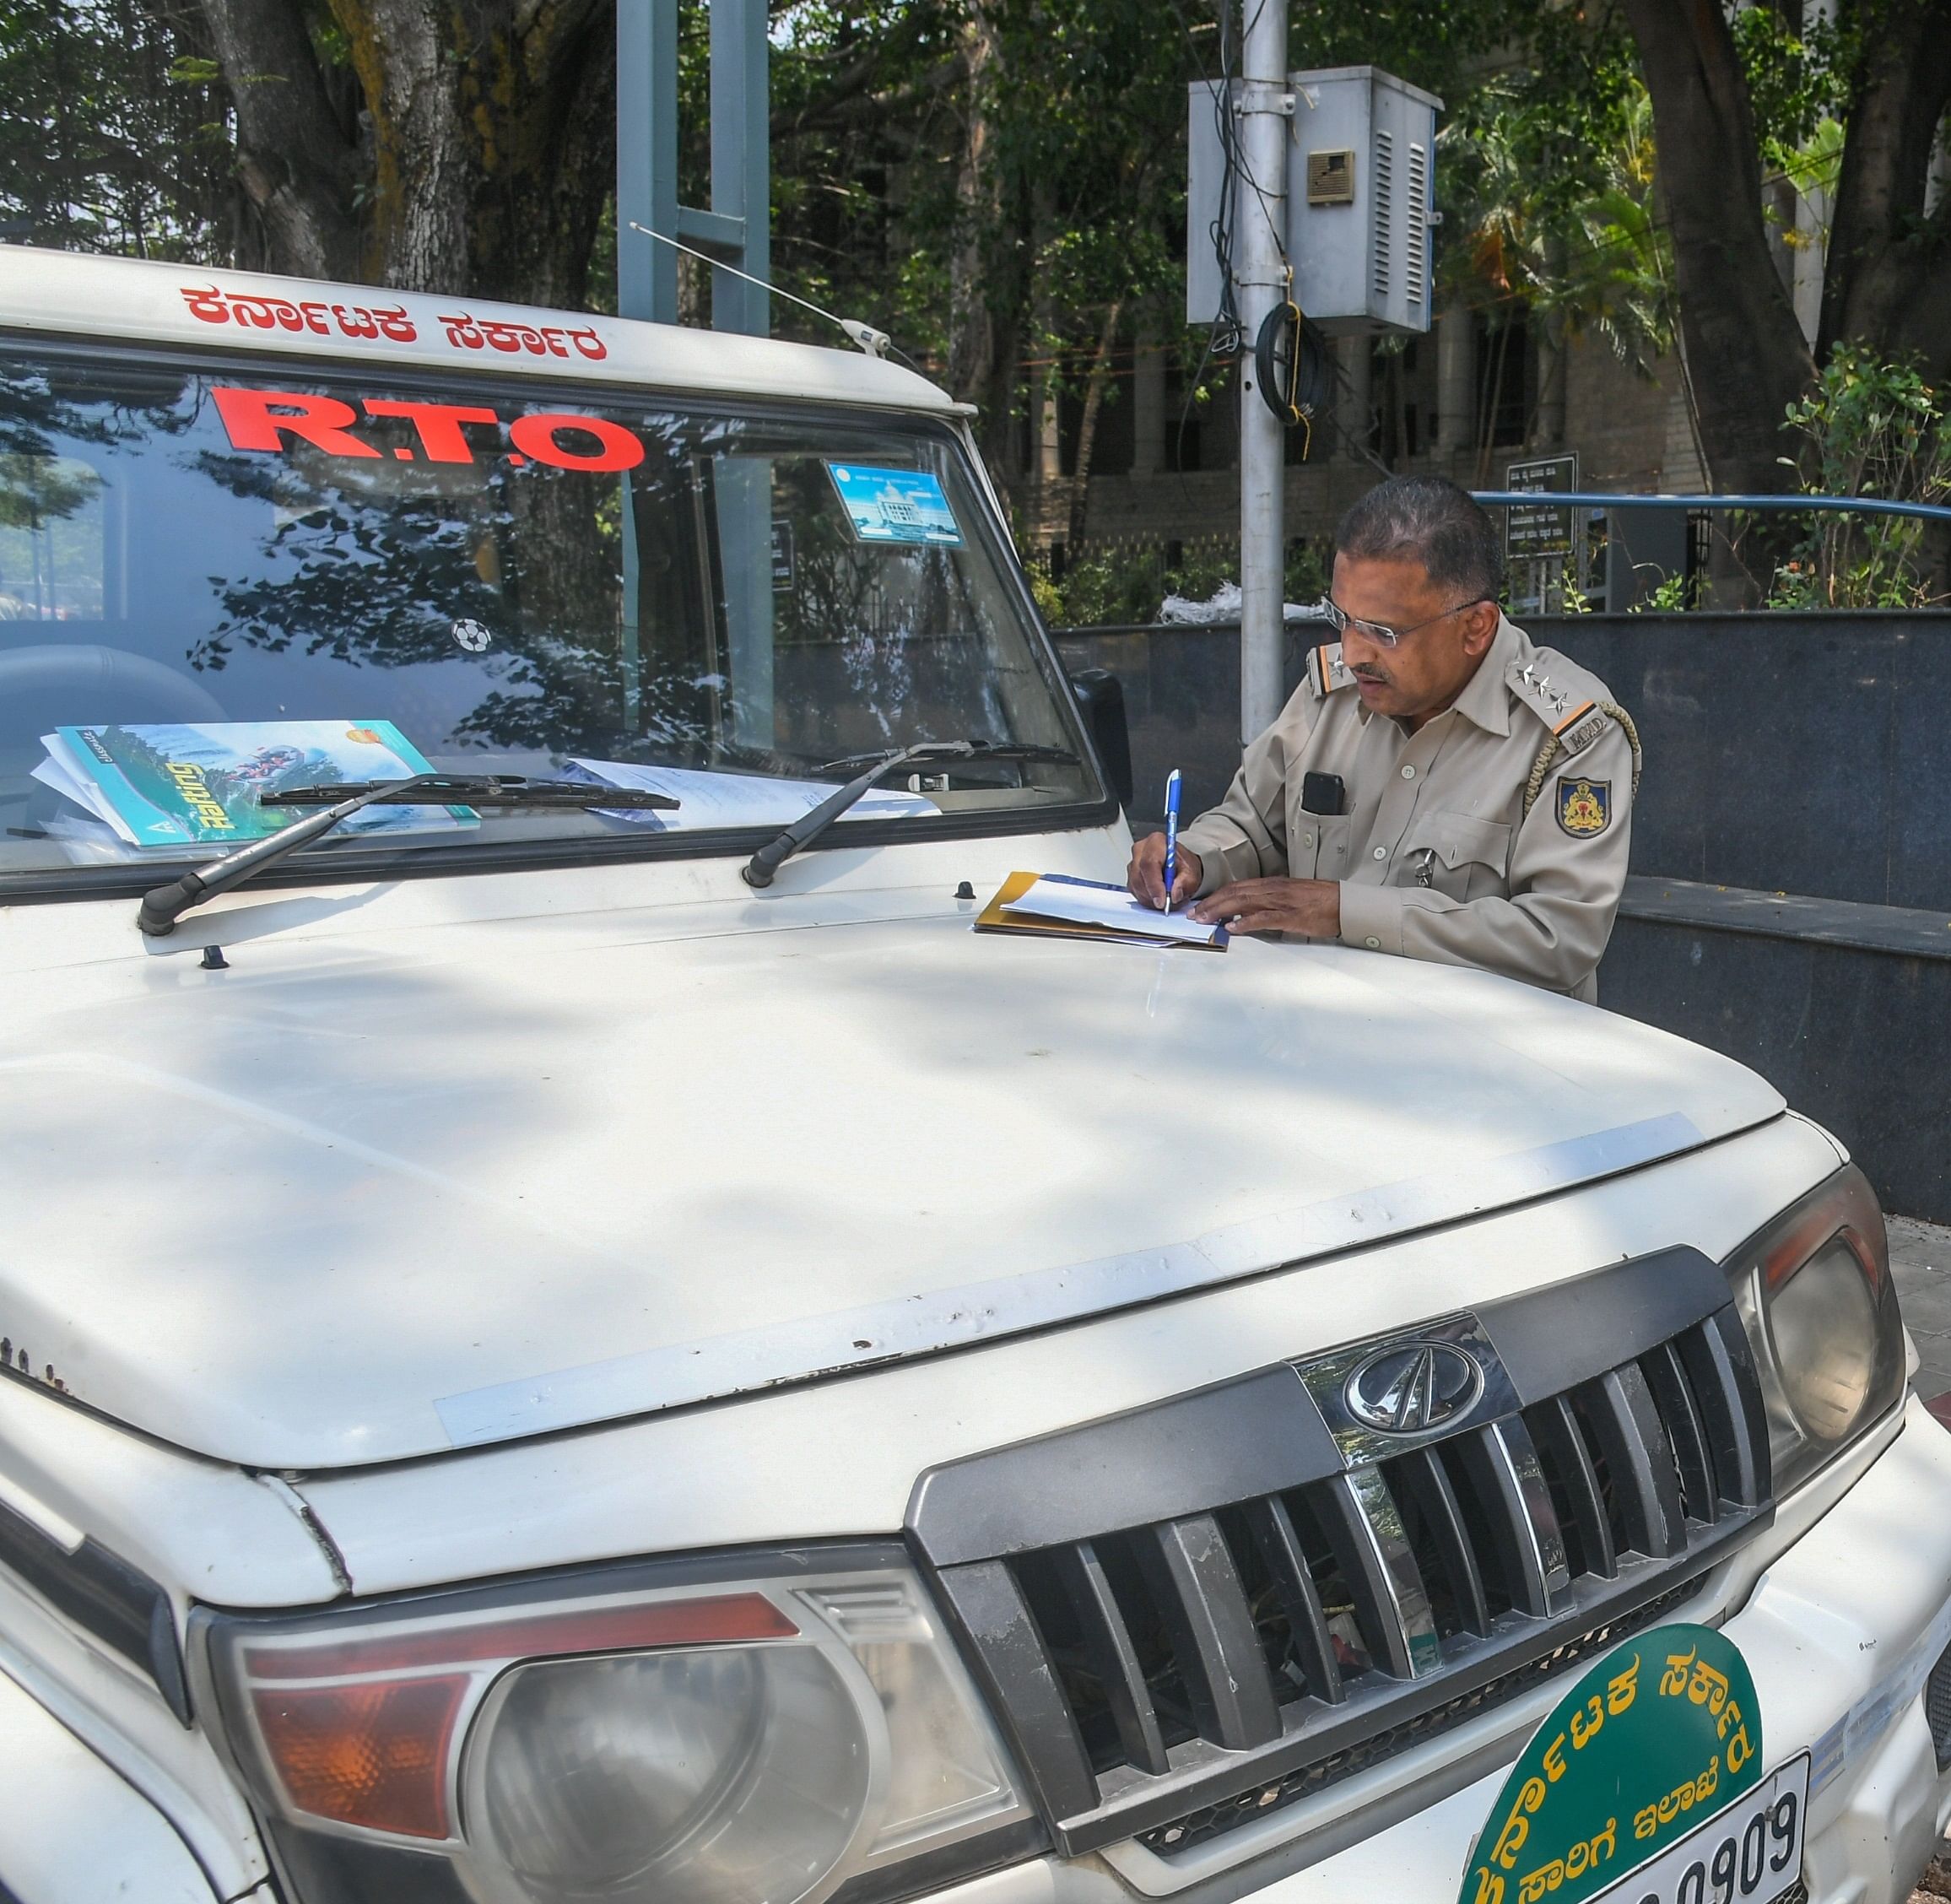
[1186,64,1441,336]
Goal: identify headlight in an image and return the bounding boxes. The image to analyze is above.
[1724,1163,1906,1495]
[198,1549,1037,1904]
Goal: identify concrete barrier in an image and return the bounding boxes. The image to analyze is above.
[1054,612,1951,1221]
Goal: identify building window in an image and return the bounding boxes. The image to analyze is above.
[1473,314,1532,450]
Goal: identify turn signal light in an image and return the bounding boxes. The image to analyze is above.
[252,1674,469,1838]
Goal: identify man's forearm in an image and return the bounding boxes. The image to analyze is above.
[1336,882,1612,993]
[1176,819,1280,894]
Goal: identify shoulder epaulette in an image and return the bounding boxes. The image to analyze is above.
[1306,639,1356,700]
[1506,649,1613,756]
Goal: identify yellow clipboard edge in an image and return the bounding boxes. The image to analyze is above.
[971,871,1228,951]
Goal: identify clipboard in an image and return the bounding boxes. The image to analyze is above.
[973,871,1229,950]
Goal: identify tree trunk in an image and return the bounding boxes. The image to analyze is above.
[1818,0,1951,375]
[1024,180,1063,550]
[1067,298,1124,548]
[1614,0,1813,491]
[197,0,613,306]
[946,5,1001,407]
[195,0,364,278]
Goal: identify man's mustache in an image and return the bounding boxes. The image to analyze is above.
[1352,666,1390,684]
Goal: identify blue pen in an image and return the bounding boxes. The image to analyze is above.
[1162,768,1182,911]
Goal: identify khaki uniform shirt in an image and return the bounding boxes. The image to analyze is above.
[1178,614,1634,1002]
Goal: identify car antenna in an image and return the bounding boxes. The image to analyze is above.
[625,222,913,369]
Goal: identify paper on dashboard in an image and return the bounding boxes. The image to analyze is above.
[1001,875,1224,945]
[566,759,938,830]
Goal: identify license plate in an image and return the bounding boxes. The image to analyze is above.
[1591,1756,1808,1904]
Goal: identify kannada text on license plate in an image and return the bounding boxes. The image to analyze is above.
[1592,1755,1808,1904]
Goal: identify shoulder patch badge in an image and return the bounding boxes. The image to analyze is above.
[1557,776,1611,837]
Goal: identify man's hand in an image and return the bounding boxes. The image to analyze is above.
[1127,830,1203,911]
[1189,877,1342,938]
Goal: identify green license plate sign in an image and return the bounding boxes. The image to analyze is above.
[1461,1623,1764,1904]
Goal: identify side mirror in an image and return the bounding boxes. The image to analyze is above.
[1068,667,1133,810]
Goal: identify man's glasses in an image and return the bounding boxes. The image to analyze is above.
[1319,595,1489,649]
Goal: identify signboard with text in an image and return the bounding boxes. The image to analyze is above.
[1505,453,1580,559]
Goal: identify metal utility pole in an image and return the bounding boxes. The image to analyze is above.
[1233,0,1289,745]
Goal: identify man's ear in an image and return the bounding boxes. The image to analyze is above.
[1461,599,1501,657]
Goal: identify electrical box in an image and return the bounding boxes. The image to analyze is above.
[1186,64,1441,336]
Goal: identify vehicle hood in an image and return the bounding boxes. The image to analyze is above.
[0,896,1782,1468]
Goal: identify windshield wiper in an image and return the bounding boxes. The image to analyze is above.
[741,739,1078,889]
[136,773,678,938]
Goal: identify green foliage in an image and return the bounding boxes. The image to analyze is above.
[1766,347,1951,609]
[1027,534,1329,626]
[0,0,231,260]
[1730,5,1854,168]
[1440,41,1674,379]
[1632,571,1692,614]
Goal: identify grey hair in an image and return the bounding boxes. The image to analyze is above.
[1333,475,1505,604]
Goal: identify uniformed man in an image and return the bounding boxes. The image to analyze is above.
[1126,475,1638,1000]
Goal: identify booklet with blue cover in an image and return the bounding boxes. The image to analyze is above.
[33,720,473,850]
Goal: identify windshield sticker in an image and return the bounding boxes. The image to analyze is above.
[180,284,609,360]
[212,387,644,472]
[32,721,472,851]
[826,463,964,547]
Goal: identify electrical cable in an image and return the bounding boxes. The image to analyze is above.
[1253,280,1331,429]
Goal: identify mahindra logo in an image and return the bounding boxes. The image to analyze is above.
[1342,1339,1484,1436]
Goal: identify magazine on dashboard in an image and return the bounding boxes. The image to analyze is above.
[32,720,473,850]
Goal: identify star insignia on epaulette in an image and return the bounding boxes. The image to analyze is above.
[1520,664,1535,686]
[1550,691,1567,713]
[1536,674,1550,694]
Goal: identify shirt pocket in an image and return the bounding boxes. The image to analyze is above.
[1397,810,1511,900]
[1290,812,1354,879]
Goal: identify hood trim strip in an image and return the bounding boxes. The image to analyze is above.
[434,1111,1710,1451]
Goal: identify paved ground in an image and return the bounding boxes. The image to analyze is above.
[1887,1218,1951,1903]
[1894,1216,1951,1406]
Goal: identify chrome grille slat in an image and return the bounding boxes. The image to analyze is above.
[1529,1394,1619,1580]
[915,1285,1771,1860]
[1583,1362,1688,1559]
[1466,1414,1571,1615]
[1241,1496,1345,1705]
[1395,1444,1492,1636]
[1645,1341,1716,1521]
[1677,1309,1770,1508]
[1317,1467,1442,1680]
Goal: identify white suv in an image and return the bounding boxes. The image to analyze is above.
[0,248,1945,1904]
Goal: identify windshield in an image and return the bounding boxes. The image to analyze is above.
[0,343,1098,890]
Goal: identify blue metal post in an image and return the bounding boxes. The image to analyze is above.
[614,0,774,746]
[710,0,770,337]
[711,0,774,740]
[616,0,678,324]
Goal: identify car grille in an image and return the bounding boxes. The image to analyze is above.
[1925,1635,1951,1773]
[908,1249,1772,1859]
